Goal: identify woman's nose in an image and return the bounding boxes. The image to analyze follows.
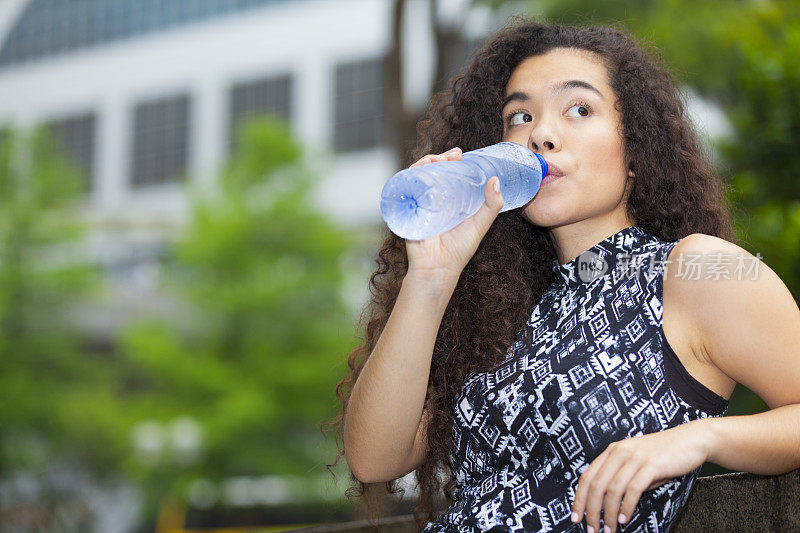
[532,139,556,151]
[529,121,560,152]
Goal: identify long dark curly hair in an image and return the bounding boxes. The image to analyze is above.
[322,15,737,531]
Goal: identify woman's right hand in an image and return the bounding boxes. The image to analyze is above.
[404,147,504,283]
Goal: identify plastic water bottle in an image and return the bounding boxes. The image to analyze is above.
[380,142,548,240]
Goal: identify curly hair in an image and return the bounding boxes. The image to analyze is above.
[322,14,737,531]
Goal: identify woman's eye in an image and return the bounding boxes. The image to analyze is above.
[508,111,532,126]
[566,104,591,117]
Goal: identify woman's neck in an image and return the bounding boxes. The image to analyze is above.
[549,216,636,265]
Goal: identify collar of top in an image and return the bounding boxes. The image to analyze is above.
[550,225,650,289]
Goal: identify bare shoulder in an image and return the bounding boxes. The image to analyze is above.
[664,231,769,315]
[670,232,749,259]
[664,233,760,290]
[663,231,746,293]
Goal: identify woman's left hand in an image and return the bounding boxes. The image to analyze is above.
[570,419,712,533]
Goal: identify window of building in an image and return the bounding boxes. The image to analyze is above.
[436,35,483,90]
[332,55,393,153]
[44,113,96,194]
[228,73,292,155]
[455,36,482,73]
[130,93,190,188]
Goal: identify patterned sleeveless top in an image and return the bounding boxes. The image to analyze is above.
[422,225,729,533]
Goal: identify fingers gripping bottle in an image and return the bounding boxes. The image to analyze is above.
[380,142,548,240]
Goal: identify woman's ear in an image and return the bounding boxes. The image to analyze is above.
[626,158,636,178]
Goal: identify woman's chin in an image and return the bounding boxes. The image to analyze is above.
[522,198,566,226]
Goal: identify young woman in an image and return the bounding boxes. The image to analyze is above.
[328,16,800,533]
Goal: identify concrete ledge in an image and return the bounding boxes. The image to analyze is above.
[671,468,800,532]
[292,468,800,532]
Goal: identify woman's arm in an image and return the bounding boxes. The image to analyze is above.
[701,404,800,474]
[344,271,458,483]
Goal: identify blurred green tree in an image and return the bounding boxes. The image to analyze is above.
[116,115,357,522]
[715,6,800,297]
[0,125,105,526]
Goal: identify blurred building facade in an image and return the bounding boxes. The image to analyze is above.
[0,0,497,336]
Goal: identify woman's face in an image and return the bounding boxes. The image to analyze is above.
[501,47,634,228]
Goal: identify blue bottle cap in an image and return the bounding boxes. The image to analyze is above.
[534,153,548,177]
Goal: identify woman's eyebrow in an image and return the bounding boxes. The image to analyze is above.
[502,79,605,109]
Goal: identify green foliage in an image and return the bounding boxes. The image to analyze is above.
[711,4,800,295]
[0,109,358,530]
[116,115,356,516]
[735,201,800,293]
[718,6,800,205]
[0,126,104,476]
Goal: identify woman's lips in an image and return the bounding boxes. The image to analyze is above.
[541,174,564,186]
[544,160,565,177]
[541,161,565,185]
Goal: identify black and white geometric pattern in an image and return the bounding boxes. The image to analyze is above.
[422,226,729,533]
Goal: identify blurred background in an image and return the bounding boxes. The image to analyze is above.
[0,0,797,531]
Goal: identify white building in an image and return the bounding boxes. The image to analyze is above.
[0,0,503,335]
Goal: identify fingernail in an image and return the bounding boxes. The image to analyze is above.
[618,514,627,524]
[493,178,500,193]
[447,147,460,153]
[571,512,579,523]
[604,526,611,533]
[587,526,594,533]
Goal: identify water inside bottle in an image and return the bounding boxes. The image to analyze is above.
[381,172,450,240]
